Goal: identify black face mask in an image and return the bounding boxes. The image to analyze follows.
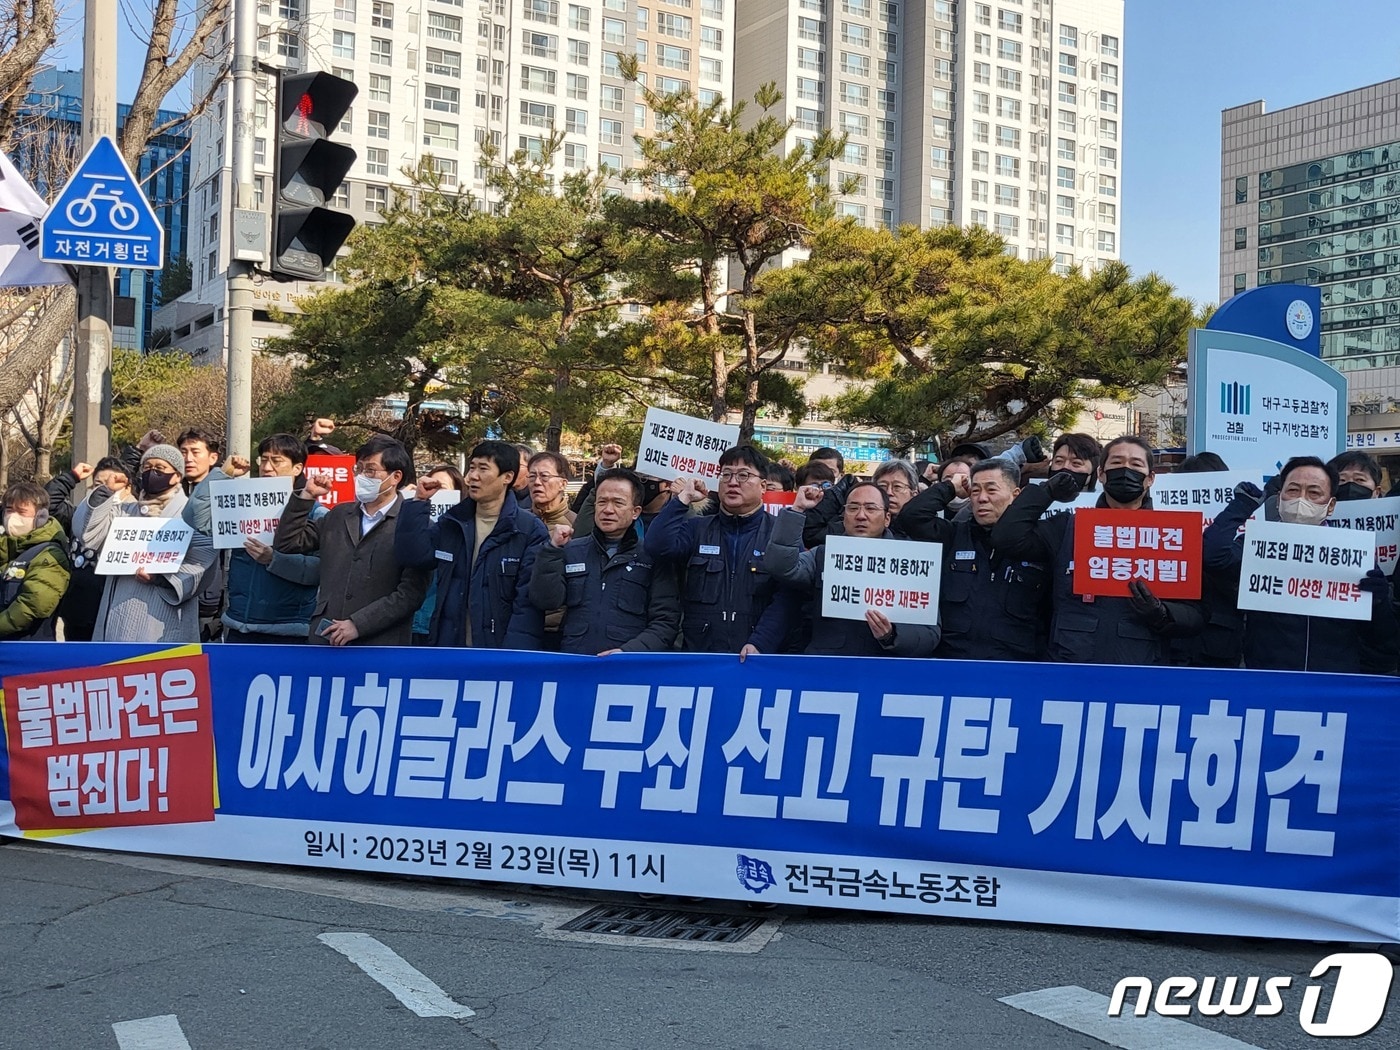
[141,469,179,497]
[1336,481,1375,502]
[1051,468,1093,493]
[1103,467,1147,504]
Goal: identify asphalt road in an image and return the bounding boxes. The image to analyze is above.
[4,841,1398,1050]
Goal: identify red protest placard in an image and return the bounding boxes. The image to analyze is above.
[1071,508,1204,600]
[2,653,217,832]
[304,453,356,508]
[762,491,797,516]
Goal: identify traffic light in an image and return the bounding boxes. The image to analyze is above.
[270,71,358,281]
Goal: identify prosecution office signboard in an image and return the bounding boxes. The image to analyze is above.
[1187,329,1347,465]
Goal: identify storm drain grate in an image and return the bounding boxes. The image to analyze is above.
[558,904,764,943]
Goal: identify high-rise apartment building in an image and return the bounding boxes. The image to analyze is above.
[165,0,736,359]
[1222,79,1400,457]
[734,0,1123,270]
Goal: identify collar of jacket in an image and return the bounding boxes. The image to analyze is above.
[716,504,766,530]
[591,524,638,554]
[452,487,522,534]
[1095,493,1155,511]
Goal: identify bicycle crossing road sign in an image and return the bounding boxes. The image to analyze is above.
[40,135,165,269]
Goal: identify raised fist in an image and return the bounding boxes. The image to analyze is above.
[598,443,623,468]
[137,429,164,451]
[415,475,443,500]
[310,418,336,440]
[677,477,709,505]
[1045,470,1082,503]
[302,473,332,499]
[550,523,574,548]
[225,455,251,477]
[793,483,825,512]
[71,462,94,480]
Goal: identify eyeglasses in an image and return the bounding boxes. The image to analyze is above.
[527,472,564,482]
[877,482,912,494]
[353,466,389,478]
[718,470,762,484]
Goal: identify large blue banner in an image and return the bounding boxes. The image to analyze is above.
[2,642,1396,941]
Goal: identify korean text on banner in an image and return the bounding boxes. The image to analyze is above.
[304,454,357,509]
[210,477,293,550]
[95,517,194,575]
[1072,508,1203,599]
[822,534,942,624]
[429,490,463,523]
[762,491,796,516]
[1237,519,1374,621]
[634,408,740,483]
[1149,470,1271,526]
[1326,496,1400,575]
[1036,488,1100,520]
[2,653,216,830]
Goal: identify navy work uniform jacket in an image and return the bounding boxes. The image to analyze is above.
[644,497,796,653]
[394,490,547,648]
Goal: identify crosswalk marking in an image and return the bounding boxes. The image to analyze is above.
[318,932,476,1019]
[112,1014,193,1050]
[999,985,1268,1050]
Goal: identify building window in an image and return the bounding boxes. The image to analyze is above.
[520,65,556,93]
[1096,230,1115,253]
[994,212,1019,237]
[371,1,392,27]
[365,147,388,176]
[998,39,1020,62]
[569,74,591,101]
[657,12,692,37]
[365,185,388,214]
[1100,118,1117,141]
[702,26,723,52]
[997,68,1021,91]
[1098,173,1116,197]
[971,149,989,173]
[996,125,1020,149]
[523,0,559,24]
[797,77,823,102]
[1057,193,1074,217]
[277,31,301,59]
[1058,53,1076,76]
[425,47,460,76]
[600,118,623,145]
[332,30,355,58]
[841,52,870,77]
[568,38,590,64]
[798,16,823,42]
[996,96,1021,120]
[334,0,355,19]
[1234,227,1248,250]
[1056,165,1074,189]
[974,31,990,55]
[658,44,690,70]
[995,154,1019,178]
[1059,24,1077,48]
[995,184,1019,207]
[422,119,458,149]
[523,31,557,58]
[1098,202,1116,225]
[1101,34,1119,57]
[425,84,460,113]
[1058,108,1075,132]
[1057,137,1075,161]
[1100,63,1118,87]
[997,9,1021,32]
[1057,82,1075,105]
[1056,223,1074,246]
[370,37,391,64]
[841,22,870,47]
[970,180,988,202]
[367,110,389,139]
[565,107,586,134]
[973,61,990,86]
[1234,273,1246,293]
[428,12,462,41]
[568,4,590,30]
[972,120,988,143]
[520,100,555,127]
[1099,91,1118,114]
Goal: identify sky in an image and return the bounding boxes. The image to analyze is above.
[1122,0,1400,306]
[48,0,1400,309]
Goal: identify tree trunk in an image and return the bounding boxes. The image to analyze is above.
[701,274,727,423]
[35,445,51,481]
[547,364,567,453]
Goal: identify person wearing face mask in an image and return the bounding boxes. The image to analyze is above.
[55,457,129,641]
[1203,456,1397,674]
[274,435,430,646]
[0,482,71,640]
[1327,450,1385,503]
[899,459,1050,660]
[1168,452,1246,669]
[81,444,218,642]
[992,435,1205,665]
[766,481,940,656]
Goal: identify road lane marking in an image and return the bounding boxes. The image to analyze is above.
[999,985,1267,1050]
[112,1014,193,1050]
[318,932,475,1019]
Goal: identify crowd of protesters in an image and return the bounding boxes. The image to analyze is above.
[1,420,1395,675]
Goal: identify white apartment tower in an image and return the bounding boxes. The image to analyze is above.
[734,0,1123,269]
[166,0,736,359]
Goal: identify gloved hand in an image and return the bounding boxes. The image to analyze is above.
[1233,480,1264,506]
[1045,470,1082,503]
[1263,474,1284,499]
[1359,568,1390,596]
[1128,579,1171,631]
[1020,435,1047,463]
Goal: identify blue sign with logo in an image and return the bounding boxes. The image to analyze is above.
[40,135,165,270]
[1207,285,1321,359]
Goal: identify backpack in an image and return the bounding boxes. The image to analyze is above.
[0,541,62,639]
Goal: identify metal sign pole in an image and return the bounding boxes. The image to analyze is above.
[225,0,260,462]
[73,0,117,467]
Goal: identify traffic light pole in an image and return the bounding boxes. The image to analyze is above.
[73,0,117,468]
[225,0,259,462]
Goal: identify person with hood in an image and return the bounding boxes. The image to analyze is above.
[529,468,681,654]
[992,435,1205,665]
[766,480,940,657]
[395,439,547,649]
[0,481,71,639]
[83,443,217,643]
[1203,456,1397,674]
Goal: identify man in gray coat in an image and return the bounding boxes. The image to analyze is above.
[273,435,429,646]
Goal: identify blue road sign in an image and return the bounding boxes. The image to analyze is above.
[40,135,164,270]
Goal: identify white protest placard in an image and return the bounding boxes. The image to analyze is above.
[429,489,462,522]
[635,407,739,483]
[209,476,294,550]
[96,516,195,575]
[1237,518,1373,621]
[822,534,942,625]
[1037,488,1101,519]
[1149,469,1272,526]
[1326,496,1400,575]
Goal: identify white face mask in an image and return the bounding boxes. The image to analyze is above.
[1278,496,1330,526]
[355,474,387,505]
[3,513,36,537]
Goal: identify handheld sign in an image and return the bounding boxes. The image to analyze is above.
[96,517,194,575]
[635,407,739,483]
[822,535,942,625]
[761,491,796,516]
[1326,496,1400,575]
[1038,488,1100,519]
[210,477,293,550]
[1072,508,1204,599]
[429,489,462,522]
[1149,470,1273,527]
[304,454,356,508]
[1238,519,1373,621]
